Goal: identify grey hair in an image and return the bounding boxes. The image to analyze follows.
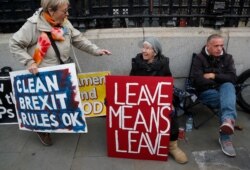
[142,37,162,55]
[207,34,223,43]
[41,0,69,12]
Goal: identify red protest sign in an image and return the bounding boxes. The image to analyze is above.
[106,75,173,161]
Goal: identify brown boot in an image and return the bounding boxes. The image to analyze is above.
[169,140,188,164]
[36,132,53,146]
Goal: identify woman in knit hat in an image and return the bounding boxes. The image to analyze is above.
[130,37,188,164]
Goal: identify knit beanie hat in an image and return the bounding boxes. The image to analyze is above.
[140,37,162,55]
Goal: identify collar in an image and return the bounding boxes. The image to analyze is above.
[28,8,69,32]
[205,46,224,56]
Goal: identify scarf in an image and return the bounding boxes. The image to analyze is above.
[136,54,164,71]
[33,12,65,65]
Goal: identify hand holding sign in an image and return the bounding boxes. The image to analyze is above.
[10,63,87,133]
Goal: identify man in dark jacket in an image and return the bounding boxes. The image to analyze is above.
[191,34,237,157]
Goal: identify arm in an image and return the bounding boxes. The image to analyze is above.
[129,58,137,76]
[162,56,172,76]
[214,55,237,84]
[9,21,39,74]
[68,21,111,56]
[191,55,217,89]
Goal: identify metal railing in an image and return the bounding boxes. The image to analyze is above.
[0,0,250,33]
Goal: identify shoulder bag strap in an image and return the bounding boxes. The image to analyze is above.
[46,32,64,64]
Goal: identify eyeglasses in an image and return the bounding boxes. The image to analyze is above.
[141,46,154,51]
[58,8,69,14]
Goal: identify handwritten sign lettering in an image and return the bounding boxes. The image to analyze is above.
[78,71,110,117]
[106,76,173,161]
[10,64,87,133]
[0,76,17,124]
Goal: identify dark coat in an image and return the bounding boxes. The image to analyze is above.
[191,46,237,92]
[129,53,179,141]
[130,53,172,76]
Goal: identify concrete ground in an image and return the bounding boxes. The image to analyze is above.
[1,29,250,170]
[0,105,250,170]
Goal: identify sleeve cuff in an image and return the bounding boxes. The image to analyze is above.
[26,59,36,67]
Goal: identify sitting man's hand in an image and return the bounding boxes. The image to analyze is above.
[203,73,215,79]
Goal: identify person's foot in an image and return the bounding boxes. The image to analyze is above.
[36,132,53,146]
[220,119,235,135]
[219,137,236,157]
[169,141,188,164]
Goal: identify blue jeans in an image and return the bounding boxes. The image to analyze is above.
[199,83,237,139]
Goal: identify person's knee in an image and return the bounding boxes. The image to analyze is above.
[221,82,234,87]
[220,82,235,92]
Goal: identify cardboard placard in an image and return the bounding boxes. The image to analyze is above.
[78,71,110,117]
[106,75,173,161]
[10,63,87,133]
[0,76,17,124]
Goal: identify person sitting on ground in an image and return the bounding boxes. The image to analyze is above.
[190,34,237,157]
[130,37,188,164]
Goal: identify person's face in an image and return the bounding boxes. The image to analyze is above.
[50,3,69,25]
[141,43,156,63]
[206,38,224,57]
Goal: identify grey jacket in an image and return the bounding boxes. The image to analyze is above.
[9,9,100,68]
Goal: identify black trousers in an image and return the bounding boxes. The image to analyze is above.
[170,111,179,141]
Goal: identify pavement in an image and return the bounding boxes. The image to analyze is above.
[0,104,250,170]
[1,31,250,170]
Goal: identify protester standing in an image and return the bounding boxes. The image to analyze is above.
[9,0,111,146]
